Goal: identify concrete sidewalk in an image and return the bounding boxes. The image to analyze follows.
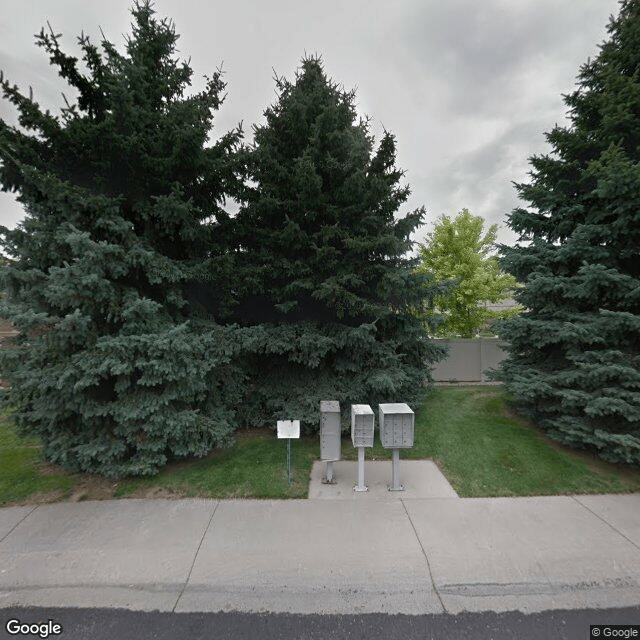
[0,463,639,615]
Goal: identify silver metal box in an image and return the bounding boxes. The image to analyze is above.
[351,404,374,448]
[320,400,341,462]
[379,403,414,448]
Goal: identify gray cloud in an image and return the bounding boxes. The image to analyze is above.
[398,0,617,116]
[0,0,624,247]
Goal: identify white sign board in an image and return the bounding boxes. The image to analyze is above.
[277,419,300,439]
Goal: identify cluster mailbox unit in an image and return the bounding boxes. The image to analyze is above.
[351,404,375,491]
[379,403,414,491]
[317,400,415,492]
[319,400,341,483]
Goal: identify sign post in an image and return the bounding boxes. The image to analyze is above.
[277,419,300,485]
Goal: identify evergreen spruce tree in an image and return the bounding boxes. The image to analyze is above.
[0,1,244,476]
[495,1,640,465]
[227,57,445,429]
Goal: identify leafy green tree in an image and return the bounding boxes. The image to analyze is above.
[0,1,244,477]
[225,56,446,429]
[417,208,520,337]
[494,1,640,466]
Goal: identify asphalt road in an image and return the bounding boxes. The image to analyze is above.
[1,606,639,640]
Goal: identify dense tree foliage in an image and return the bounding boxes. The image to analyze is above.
[417,209,520,337]
[0,6,446,475]
[225,57,446,430]
[0,2,244,477]
[494,1,640,466]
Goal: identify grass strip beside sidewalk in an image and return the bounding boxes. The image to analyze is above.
[113,434,318,500]
[411,386,640,497]
[1,386,640,506]
[0,410,76,504]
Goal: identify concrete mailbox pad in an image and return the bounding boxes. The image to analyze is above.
[308,460,459,499]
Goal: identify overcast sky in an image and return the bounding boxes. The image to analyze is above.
[0,0,622,248]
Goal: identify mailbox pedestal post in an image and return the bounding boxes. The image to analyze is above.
[325,461,335,484]
[379,403,415,492]
[390,448,402,491]
[351,404,374,492]
[356,446,366,491]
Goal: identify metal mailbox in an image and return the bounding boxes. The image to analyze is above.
[320,400,341,462]
[351,404,374,448]
[379,403,414,449]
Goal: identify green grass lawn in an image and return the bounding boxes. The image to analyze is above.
[113,433,318,500]
[1,386,640,506]
[0,411,76,505]
[408,386,640,497]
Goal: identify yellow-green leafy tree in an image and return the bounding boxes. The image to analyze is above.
[417,209,521,337]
